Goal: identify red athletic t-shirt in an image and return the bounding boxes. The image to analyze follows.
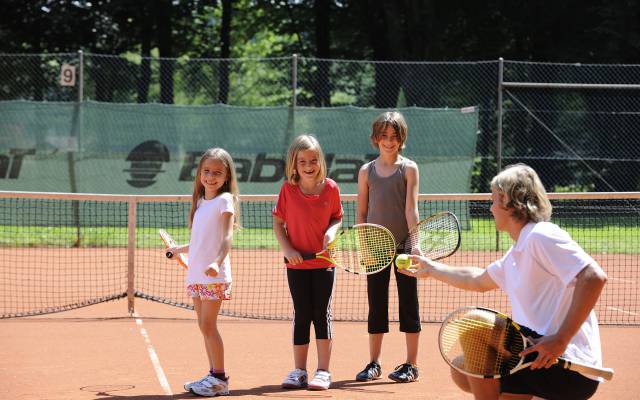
[272,178,343,269]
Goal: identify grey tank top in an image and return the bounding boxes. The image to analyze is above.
[366,159,408,245]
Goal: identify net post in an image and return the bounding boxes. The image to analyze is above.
[127,198,137,314]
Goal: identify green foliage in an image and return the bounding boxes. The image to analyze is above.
[4,0,640,63]
[553,183,596,193]
[3,0,640,188]
[2,222,637,254]
[235,30,297,58]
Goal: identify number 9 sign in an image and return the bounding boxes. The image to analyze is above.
[60,64,76,87]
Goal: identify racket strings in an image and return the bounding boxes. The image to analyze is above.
[354,226,396,273]
[331,225,395,274]
[408,213,459,259]
[441,319,505,375]
[440,312,521,376]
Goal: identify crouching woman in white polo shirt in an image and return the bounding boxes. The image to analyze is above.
[399,163,607,400]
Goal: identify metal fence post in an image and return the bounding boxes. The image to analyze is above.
[292,53,298,109]
[284,54,298,152]
[497,57,504,174]
[78,50,84,103]
[495,57,504,251]
[68,50,84,245]
[76,49,83,152]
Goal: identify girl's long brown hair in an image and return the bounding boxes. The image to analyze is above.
[189,148,240,229]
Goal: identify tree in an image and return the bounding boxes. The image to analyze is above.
[137,2,153,103]
[218,0,232,103]
[314,0,331,106]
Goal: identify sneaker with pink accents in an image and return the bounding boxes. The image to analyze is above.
[190,375,229,397]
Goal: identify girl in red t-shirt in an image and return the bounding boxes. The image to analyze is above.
[273,134,343,391]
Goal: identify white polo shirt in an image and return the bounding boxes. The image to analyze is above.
[487,222,603,379]
[187,193,234,285]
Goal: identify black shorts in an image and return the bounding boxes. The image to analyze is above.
[501,364,599,400]
[500,325,599,400]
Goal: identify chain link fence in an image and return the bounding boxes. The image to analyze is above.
[1,53,639,192]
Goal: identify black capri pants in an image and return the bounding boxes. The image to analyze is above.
[366,261,421,334]
[287,267,336,345]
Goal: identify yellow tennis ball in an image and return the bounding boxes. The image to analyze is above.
[395,254,411,269]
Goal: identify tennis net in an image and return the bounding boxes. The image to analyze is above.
[1,191,638,325]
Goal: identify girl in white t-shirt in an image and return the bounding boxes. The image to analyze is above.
[399,163,608,400]
[165,147,240,397]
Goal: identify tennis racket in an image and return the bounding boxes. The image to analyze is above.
[159,229,188,269]
[284,223,397,275]
[399,211,461,260]
[438,306,614,380]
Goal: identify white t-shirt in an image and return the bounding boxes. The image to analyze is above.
[186,193,234,285]
[487,221,603,380]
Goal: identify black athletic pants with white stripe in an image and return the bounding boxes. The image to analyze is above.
[287,267,335,345]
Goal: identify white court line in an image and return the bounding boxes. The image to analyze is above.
[133,312,173,396]
[607,306,639,316]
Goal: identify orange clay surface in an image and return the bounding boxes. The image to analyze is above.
[1,298,636,400]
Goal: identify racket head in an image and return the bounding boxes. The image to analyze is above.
[408,211,461,260]
[328,223,396,274]
[438,307,525,379]
[158,229,188,269]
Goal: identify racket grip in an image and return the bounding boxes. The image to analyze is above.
[166,251,173,259]
[556,359,615,381]
[284,253,316,263]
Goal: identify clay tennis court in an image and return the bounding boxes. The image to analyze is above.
[1,302,637,399]
[1,248,637,399]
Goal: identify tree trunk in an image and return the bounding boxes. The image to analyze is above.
[366,0,401,108]
[314,0,331,107]
[137,3,152,103]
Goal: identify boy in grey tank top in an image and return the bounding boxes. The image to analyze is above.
[354,111,422,383]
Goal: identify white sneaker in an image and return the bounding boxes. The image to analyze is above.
[190,375,229,397]
[308,370,331,390]
[281,368,308,389]
[184,373,211,392]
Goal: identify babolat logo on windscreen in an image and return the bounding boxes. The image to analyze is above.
[178,152,377,183]
[124,142,376,187]
[124,140,170,188]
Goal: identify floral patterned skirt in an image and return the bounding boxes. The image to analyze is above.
[186,283,232,300]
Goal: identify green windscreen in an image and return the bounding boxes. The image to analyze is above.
[0,101,478,194]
